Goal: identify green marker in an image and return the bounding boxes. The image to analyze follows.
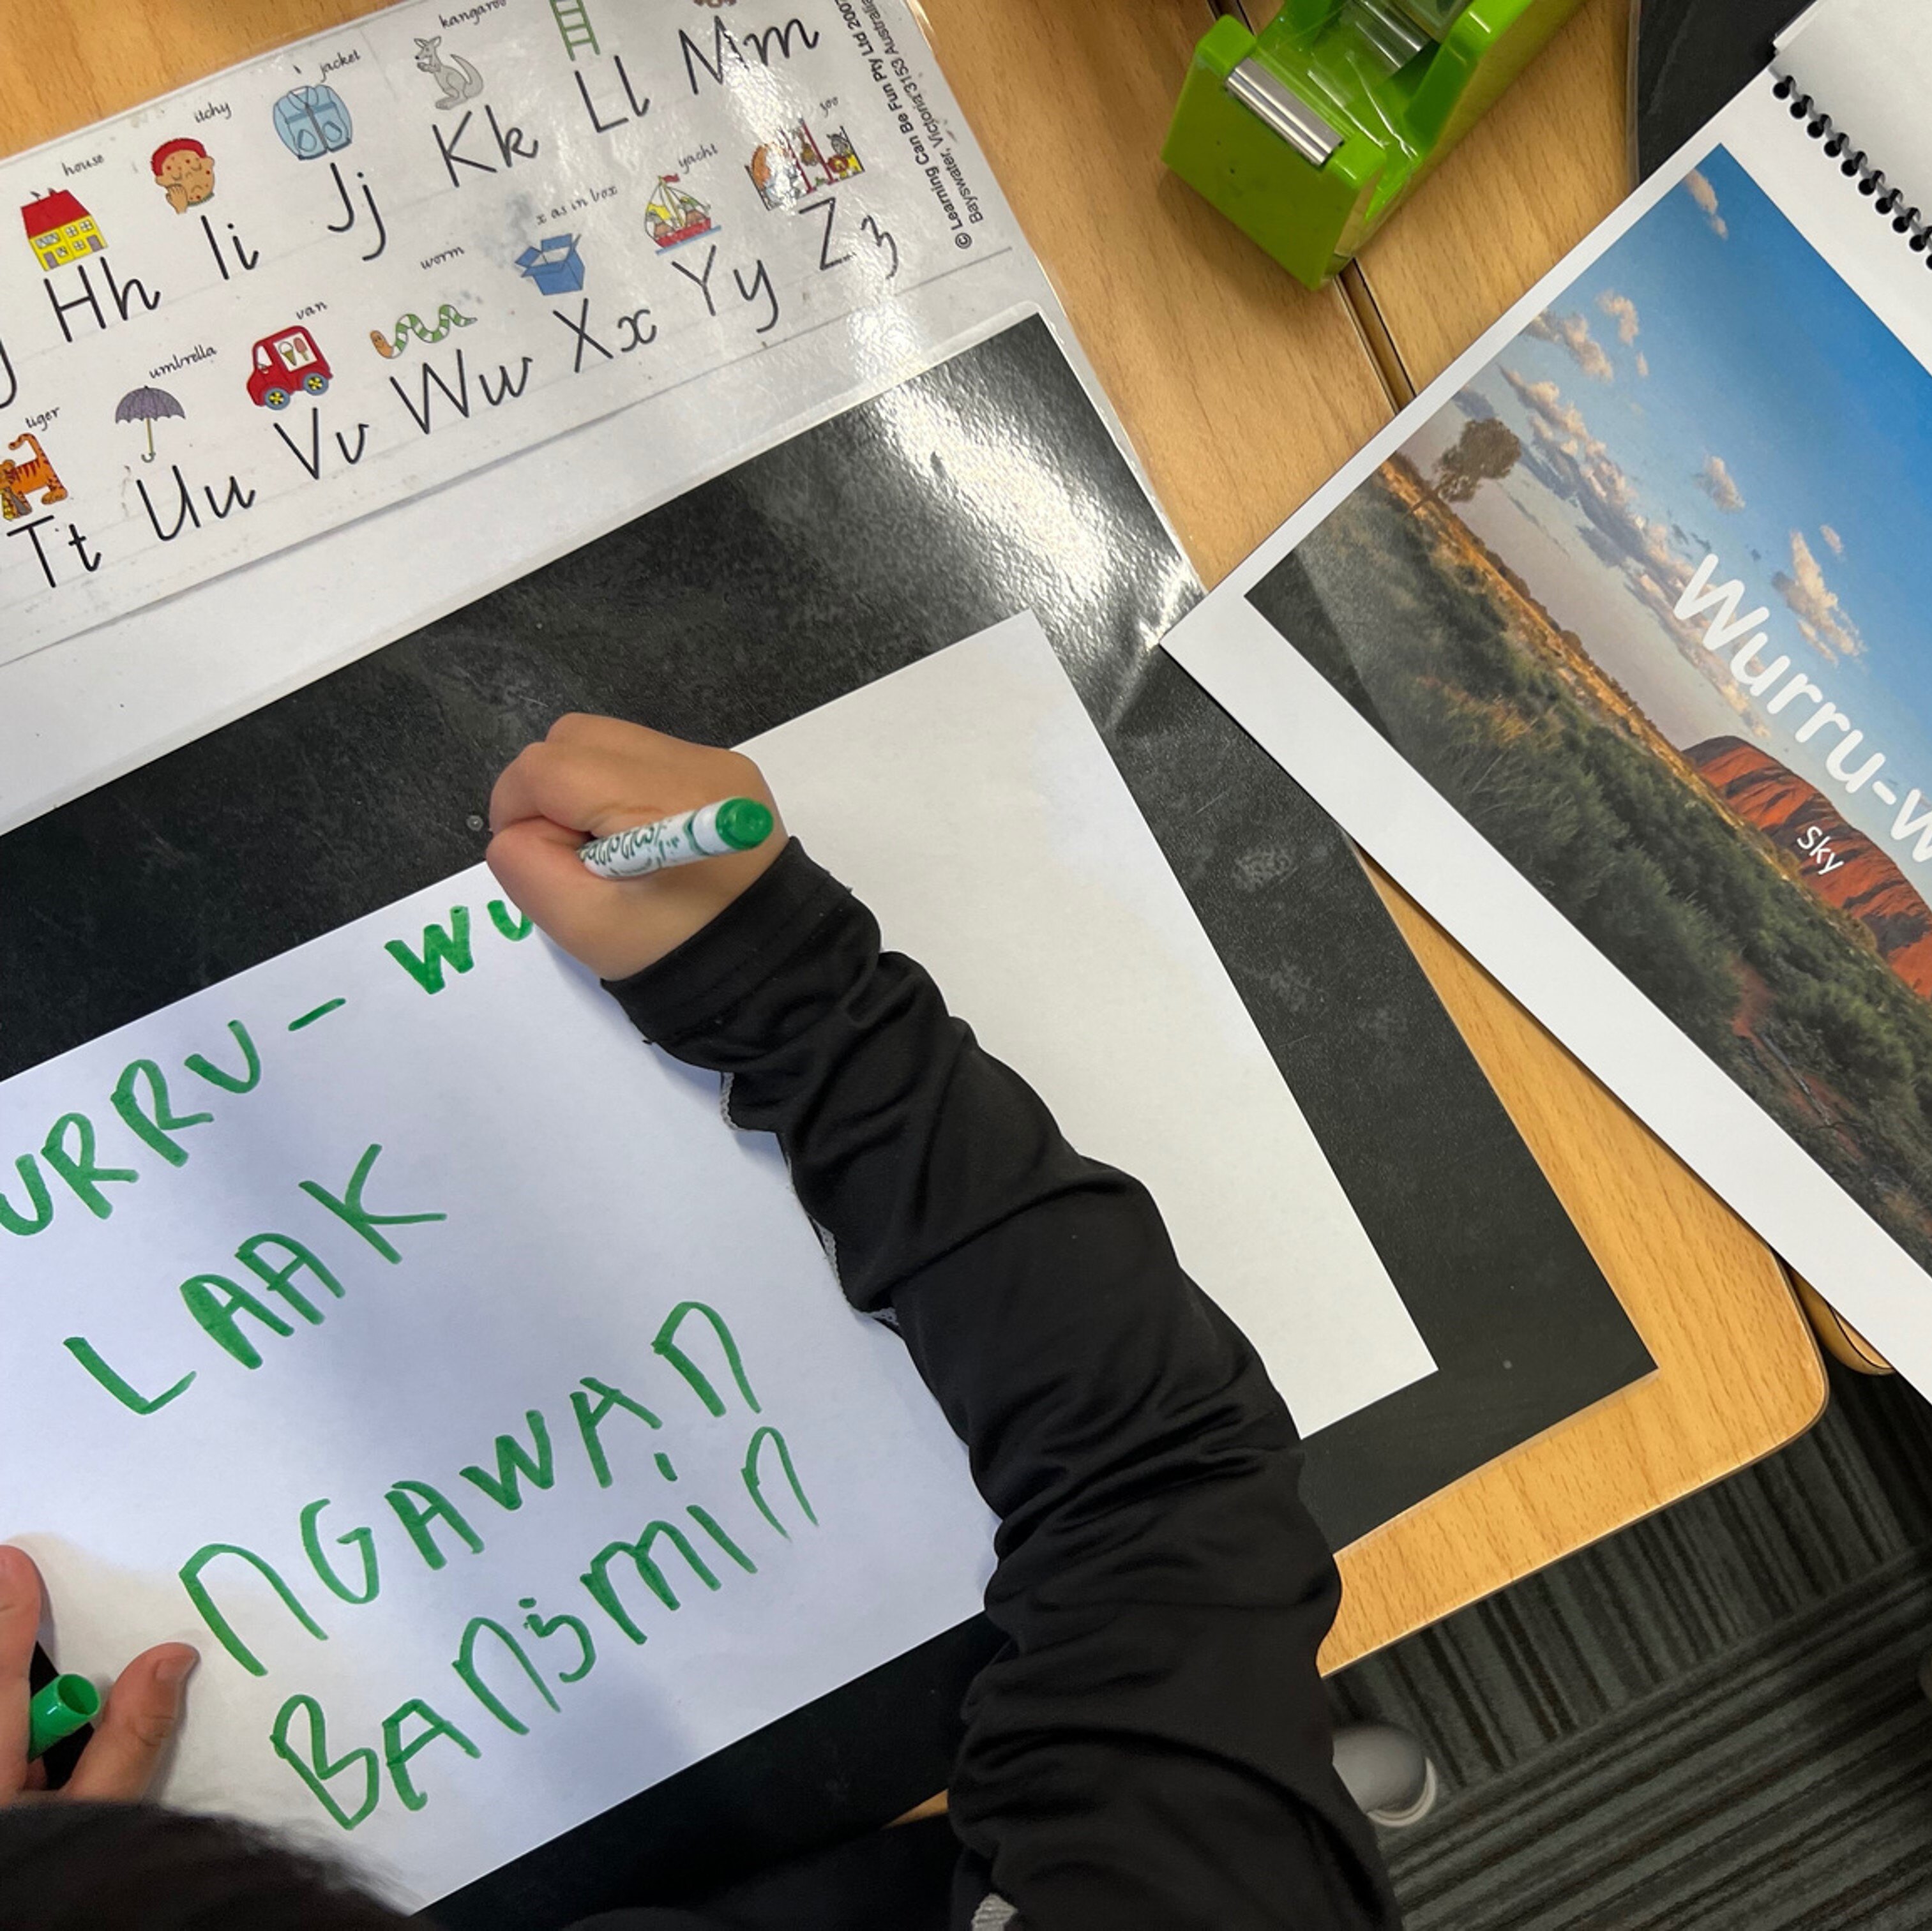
[27,1674,100,1762]
[578,797,774,882]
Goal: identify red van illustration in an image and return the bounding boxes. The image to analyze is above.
[246,325,333,409]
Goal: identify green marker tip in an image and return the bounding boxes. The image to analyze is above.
[713,797,775,852]
[27,1673,100,1762]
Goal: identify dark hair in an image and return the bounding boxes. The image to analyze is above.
[0,1804,409,1930]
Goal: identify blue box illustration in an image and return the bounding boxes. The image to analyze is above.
[515,234,586,295]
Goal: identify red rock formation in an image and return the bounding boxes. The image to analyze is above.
[1688,735,1932,998]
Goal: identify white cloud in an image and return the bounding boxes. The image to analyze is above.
[1821,523,1845,555]
[1482,373,1843,709]
[1773,529,1863,660]
[1696,455,1746,513]
[1524,308,1615,381]
[1502,368,1601,451]
[1684,168,1728,237]
[1497,367,1713,661]
[1635,350,1650,379]
[1597,291,1641,345]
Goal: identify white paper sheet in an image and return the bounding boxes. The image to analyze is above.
[1776,0,1932,222]
[1161,74,1932,1392]
[748,615,1431,1434]
[0,614,1426,1906]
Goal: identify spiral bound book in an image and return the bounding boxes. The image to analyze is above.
[1163,0,1932,1390]
[1772,0,1932,227]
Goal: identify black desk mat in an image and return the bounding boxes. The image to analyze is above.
[1633,0,1811,181]
[0,316,1651,1923]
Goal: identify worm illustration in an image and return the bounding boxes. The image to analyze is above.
[370,303,476,359]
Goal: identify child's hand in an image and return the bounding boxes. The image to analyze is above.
[487,714,788,981]
[0,1546,196,1804]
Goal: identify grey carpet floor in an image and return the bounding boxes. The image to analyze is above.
[1328,1361,1932,1928]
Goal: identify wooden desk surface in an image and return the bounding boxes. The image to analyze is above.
[6,0,1825,1672]
[1354,0,1634,394]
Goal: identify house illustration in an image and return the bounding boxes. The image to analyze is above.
[21,190,105,271]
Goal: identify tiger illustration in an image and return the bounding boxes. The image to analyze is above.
[0,434,68,522]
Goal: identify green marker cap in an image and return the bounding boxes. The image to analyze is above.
[27,1673,100,1762]
[714,797,775,852]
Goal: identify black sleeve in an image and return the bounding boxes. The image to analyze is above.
[607,841,1399,1931]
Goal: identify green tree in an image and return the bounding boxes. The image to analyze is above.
[1433,417,1523,506]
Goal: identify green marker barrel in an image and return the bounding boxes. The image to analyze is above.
[27,1673,100,1762]
[578,796,775,881]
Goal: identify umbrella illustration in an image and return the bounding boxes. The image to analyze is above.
[114,385,185,463]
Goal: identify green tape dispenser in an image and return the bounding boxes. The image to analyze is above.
[1164,0,1585,289]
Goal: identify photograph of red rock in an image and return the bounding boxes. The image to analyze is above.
[1248,147,1932,1271]
[1689,738,1932,999]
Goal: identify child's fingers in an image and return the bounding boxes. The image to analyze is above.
[485,818,603,923]
[63,1645,197,1803]
[490,720,777,838]
[486,718,787,979]
[490,811,591,863]
[543,712,680,756]
[486,820,661,980]
[544,715,749,783]
[0,1549,41,1801]
[487,739,619,837]
[488,739,683,839]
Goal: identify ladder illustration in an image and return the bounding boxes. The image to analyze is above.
[548,0,600,61]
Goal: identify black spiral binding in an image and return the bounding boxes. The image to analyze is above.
[1770,71,1932,266]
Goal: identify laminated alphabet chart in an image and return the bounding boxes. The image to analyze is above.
[0,617,1429,1907]
[0,0,1027,665]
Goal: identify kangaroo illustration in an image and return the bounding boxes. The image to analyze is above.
[414,36,485,110]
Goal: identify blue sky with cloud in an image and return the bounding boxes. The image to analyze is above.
[1401,145,1932,853]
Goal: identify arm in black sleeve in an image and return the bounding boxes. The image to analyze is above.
[607,841,1399,1931]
